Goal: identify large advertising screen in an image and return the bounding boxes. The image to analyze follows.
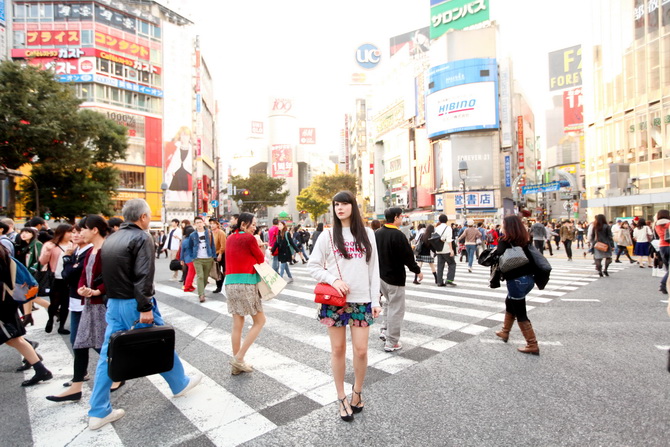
[425,58,498,138]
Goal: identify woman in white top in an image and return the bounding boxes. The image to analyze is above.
[307,191,381,422]
[632,218,653,268]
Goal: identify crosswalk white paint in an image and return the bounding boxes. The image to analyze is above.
[14,257,621,447]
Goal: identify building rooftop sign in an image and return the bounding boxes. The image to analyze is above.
[430,0,489,40]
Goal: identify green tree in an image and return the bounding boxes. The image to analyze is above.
[310,172,358,201]
[21,110,128,222]
[230,173,289,214]
[296,186,330,223]
[0,61,127,219]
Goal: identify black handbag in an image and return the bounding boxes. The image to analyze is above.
[429,227,448,252]
[107,321,175,382]
[169,259,182,271]
[35,266,54,297]
[478,248,498,267]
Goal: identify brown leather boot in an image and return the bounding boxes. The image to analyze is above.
[517,321,540,355]
[495,312,515,342]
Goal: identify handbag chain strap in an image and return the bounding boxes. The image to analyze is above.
[326,230,343,281]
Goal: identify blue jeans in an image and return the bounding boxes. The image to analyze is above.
[271,256,279,273]
[465,245,478,268]
[88,298,189,418]
[506,275,535,299]
[279,262,292,279]
[69,309,81,347]
[659,246,670,292]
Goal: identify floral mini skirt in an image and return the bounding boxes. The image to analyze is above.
[317,302,374,327]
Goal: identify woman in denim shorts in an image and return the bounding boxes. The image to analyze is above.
[492,215,540,355]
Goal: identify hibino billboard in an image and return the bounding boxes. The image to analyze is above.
[425,58,498,139]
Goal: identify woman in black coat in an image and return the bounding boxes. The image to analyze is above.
[491,215,540,355]
[272,221,298,283]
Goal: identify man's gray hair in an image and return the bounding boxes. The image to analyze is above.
[0,218,14,227]
[122,199,151,223]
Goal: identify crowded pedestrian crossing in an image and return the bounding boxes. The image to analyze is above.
[13,257,629,446]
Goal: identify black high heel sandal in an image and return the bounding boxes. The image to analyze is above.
[350,387,364,414]
[338,397,354,422]
[21,314,34,327]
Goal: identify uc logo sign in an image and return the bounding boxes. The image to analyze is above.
[355,44,381,70]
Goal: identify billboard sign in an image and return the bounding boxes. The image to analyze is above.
[299,128,316,144]
[355,43,381,70]
[430,0,489,40]
[454,190,495,209]
[55,3,93,21]
[0,0,5,27]
[548,45,582,91]
[95,30,149,60]
[390,27,430,57]
[504,155,511,187]
[425,58,498,138]
[251,121,264,135]
[26,30,80,46]
[57,74,164,97]
[522,181,560,195]
[27,57,95,75]
[271,144,293,178]
[563,87,583,132]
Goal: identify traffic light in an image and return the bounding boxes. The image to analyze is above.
[240,189,250,196]
[43,210,51,220]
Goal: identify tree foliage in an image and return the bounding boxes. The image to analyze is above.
[230,174,289,214]
[310,172,358,201]
[21,110,128,222]
[0,61,128,220]
[0,61,82,169]
[296,186,330,223]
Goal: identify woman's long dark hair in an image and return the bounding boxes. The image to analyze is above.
[79,215,110,237]
[593,214,607,233]
[636,218,647,229]
[421,224,435,243]
[332,191,372,262]
[51,223,73,246]
[231,212,254,232]
[502,215,530,246]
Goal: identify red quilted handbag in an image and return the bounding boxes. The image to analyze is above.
[314,230,347,307]
[314,282,346,307]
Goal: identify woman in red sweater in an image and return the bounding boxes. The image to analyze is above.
[224,212,266,375]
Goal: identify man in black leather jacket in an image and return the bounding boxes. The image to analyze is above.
[87,199,202,431]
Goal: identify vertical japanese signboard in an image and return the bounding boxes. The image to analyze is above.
[563,87,583,132]
[299,128,316,144]
[517,116,525,170]
[504,155,511,187]
[271,144,293,178]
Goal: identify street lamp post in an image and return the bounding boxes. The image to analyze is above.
[160,182,168,230]
[0,167,39,217]
[458,161,469,224]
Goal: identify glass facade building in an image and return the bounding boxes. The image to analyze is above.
[584,0,670,219]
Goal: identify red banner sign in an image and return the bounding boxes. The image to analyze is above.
[271,144,293,178]
[95,30,149,60]
[299,128,316,144]
[563,88,583,133]
[517,116,524,149]
[26,57,95,75]
[26,30,80,46]
[12,48,95,59]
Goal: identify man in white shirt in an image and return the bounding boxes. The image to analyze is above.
[165,219,182,280]
[434,214,457,287]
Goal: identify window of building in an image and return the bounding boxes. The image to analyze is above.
[119,171,145,190]
[13,3,26,20]
[638,112,649,162]
[139,20,150,36]
[81,30,93,46]
[664,106,670,158]
[650,160,664,188]
[648,39,660,91]
[99,59,110,74]
[120,142,145,165]
[625,115,636,162]
[113,62,124,77]
[26,3,39,21]
[650,107,663,159]
[635,47,647,96]
[624,51,635,100]
[662,34,670,94]
[13,31,26,47]
[39,4,53,21]
[152,25,161,39]
[150,49,161,65]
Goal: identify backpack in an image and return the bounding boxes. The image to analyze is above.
[3,256,39,304]
[486,230,495,244]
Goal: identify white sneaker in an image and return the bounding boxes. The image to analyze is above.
[173,374,202,398]
[379,329,387,342]
[89,409,125,430]
[287,278,294,283]
[384,342,403,352]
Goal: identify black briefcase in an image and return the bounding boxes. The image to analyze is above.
[107,322,175,382]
